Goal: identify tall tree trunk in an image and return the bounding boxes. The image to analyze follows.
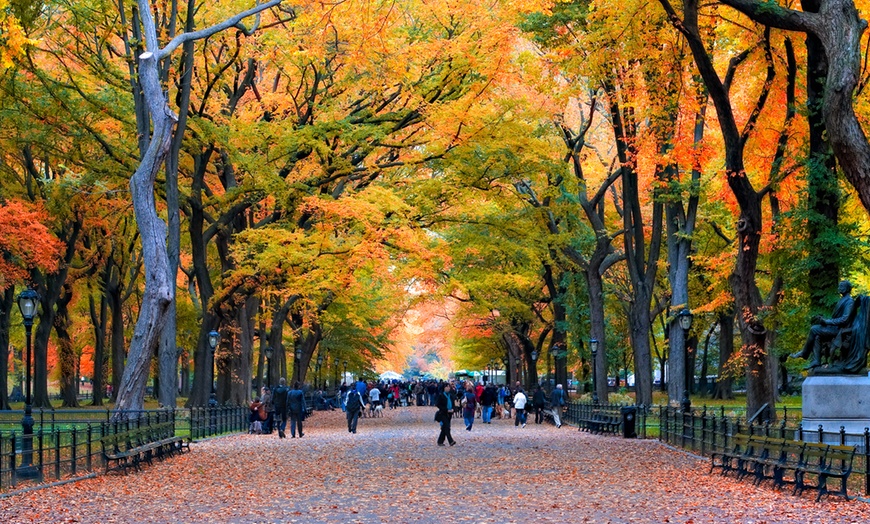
[107,277,126,402]
[713,309,735,400]
[54,284,78,407]
[115,0,280,418]
[88,286,108,406]
[158,0,196,409]
[0,287,14,410]
[802,0,841,314]
[666,92,703,405]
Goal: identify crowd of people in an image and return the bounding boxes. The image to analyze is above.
[250,376,570,446]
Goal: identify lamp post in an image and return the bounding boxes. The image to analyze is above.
[294,348,303,383]
[343,360,348,384]
[678,308,694,411]
[17,288,39,478]
[530,350,538,389]
[316,353,324,389]
[590,339,599,405]
[208,330,220,395]
[264,346,273,389]
[488,359,494,384]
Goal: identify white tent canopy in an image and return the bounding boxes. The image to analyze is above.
[379,371,404,381]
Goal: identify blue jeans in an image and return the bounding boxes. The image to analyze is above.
[514,408,526,426]
[464,412,474,430]
[482,406,493,423]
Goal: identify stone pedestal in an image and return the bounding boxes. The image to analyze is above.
[801,375,870,445]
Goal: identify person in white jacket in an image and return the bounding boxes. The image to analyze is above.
[513,388,528,428]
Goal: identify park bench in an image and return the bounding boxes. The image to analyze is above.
[710,434,855,501]
[710,433,750,476]
[100,421,187,475]
[577,405,621,435]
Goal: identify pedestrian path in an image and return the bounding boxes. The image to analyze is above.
[0,406,862,523]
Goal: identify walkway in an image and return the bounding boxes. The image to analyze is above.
[0,406,865,523]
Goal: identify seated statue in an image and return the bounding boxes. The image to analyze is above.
[790,280,870,374]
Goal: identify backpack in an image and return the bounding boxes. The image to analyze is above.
[465,392,476,411]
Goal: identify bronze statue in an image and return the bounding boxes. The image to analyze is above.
[790,280,870,374]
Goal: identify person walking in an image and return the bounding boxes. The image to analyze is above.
[481,383,496,424]
[272,378,290,438]
[532,385,546,424]
[287,381,307,438]
[346,388,364,434]
[261,386,274,434]
[435,382,456,446]
[513,387,527,428]
[463,381,477,431]
[550,384,566,428]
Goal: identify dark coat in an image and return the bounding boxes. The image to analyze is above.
[532,389,546,407]
[272,386,289,416]
[287,389,306,415]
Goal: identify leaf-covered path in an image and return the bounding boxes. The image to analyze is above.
[0,406,867,523]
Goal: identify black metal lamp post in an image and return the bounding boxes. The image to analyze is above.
[17,288,39,478]
[488,359,494,384]
[590,338,599,405]
[316,353,324,389]
[295,348,303,383]
[264,346,273,389]
[208,330,220,394]
[678,308,694,411]
[530,350,538,389]
[343,360,348,384]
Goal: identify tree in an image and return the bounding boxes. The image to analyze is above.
[112,0,281,416]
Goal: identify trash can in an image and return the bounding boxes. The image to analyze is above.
[621,406,637,438]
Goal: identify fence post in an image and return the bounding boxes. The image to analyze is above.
[701,406,708,456]
[10,433,17,488]
[86,424,92,472]
[818,424,825,444]
[71,429,77,476]
[840,426,846,446]
[54,430,61,481]
[864,428,870,496]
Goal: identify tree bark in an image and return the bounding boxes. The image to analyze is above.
[54,284,79,408]
[713,309,735,400]
[0,287,13,410]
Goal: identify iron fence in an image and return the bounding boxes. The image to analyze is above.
[657,405,870,497]
[0,406,248,493]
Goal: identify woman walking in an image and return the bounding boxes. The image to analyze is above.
[463,381,477,431]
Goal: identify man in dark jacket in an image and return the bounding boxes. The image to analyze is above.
[481,384,496,424]
[272,378,290,438]
[287,381,307,438]
[435,382,456,446]
[550,384,565,428]
[345,388,364,434]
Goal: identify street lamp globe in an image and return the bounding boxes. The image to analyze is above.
[317,353,324,366]
[678,308,694,331]
[531,350,538,362]
[264,346,273,360]
[17,289,39,323]
[590,338,599,356]
[208,330,220,352]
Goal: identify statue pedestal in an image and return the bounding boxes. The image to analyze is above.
[802,375,870,445]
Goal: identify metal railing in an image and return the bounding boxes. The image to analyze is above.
[658,405,870,497]
[0,406,249,493]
